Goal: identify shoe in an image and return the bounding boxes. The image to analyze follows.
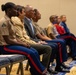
[55,66,70,72]
[48,68,58,74]
[30,68,53,75]
[72,56,76,60]
[61,63,70,69]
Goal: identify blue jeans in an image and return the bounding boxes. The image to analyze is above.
[0,45,45,74]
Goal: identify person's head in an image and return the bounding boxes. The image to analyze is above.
[33,9,41,22]
[16,5,25,20]
[25,5,34,19]
[1,2,17,18]
[49,15,58,24]
[56,16,61,24]
[60,15,67,22]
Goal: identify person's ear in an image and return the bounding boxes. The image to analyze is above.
[18,11,21,16]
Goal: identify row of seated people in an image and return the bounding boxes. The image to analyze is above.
[0,2,76,75]
[46,15,76,58]
[0,2,58,75]
[32,8,76,62]
[0,2,52,75]
[23,5,76,74]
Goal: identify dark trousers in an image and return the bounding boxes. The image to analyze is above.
[57,33,76,57]
[67,40,76,57]
[46,39,68,63]
[31,44,52,68]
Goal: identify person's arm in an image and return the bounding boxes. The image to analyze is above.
[46,26,56,39]
[0,21,30,48]
[36,33,52,41]
[3,35,30,48]
[49,33,56,39]
[14,25,36,44]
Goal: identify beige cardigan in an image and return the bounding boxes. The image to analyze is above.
[11,17,37,44]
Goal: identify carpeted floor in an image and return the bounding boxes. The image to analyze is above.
[0,58,76,75]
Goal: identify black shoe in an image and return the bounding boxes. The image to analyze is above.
[55,66,70,72]
[61,63,70,69]
[72,56,76,60]
[48,68,58,74]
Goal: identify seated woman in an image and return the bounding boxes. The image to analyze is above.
[0,2,52,75]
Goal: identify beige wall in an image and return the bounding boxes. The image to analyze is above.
[0,0,76,35]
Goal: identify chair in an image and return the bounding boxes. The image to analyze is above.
[0,54,26,75]
[0,56,10,75]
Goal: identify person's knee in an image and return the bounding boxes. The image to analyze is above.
[31,48,38,54]
[58,39,66,45]
[45,45,52,53]
[61,39,66,43]
[28,51,36,57]
[53,43,58,48]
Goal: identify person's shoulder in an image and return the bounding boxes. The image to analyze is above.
[24,17,29,25]
[60,22,64,25]
[24,17,28,21]
[0,17,6,23]
[11,16,19,20]
[11,16,20,24]
[0,17,7,27]
[47,23,53,27]
[33,22,38,26]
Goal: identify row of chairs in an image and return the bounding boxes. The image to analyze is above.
[0,54,26,75]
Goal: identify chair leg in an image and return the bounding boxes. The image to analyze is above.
[17,63,20,74]
[17,62,24,75]
[9,64,13,73]
[6,66,10,75]
[20,62,24,75]
[25,61,29,70]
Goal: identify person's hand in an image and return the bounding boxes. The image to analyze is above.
[16,38,30,48]
[22,43,31,48]
[40,41,48,44]
[37,41,48,44]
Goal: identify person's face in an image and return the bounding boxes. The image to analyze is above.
[32,10,41,22]
[29,9,34,18]
[26,8,34,18]
[57,16,61,24]
[36,11,41,20]
[61,16,67,22]
[19,8,26,19]
[53,16,58,23]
